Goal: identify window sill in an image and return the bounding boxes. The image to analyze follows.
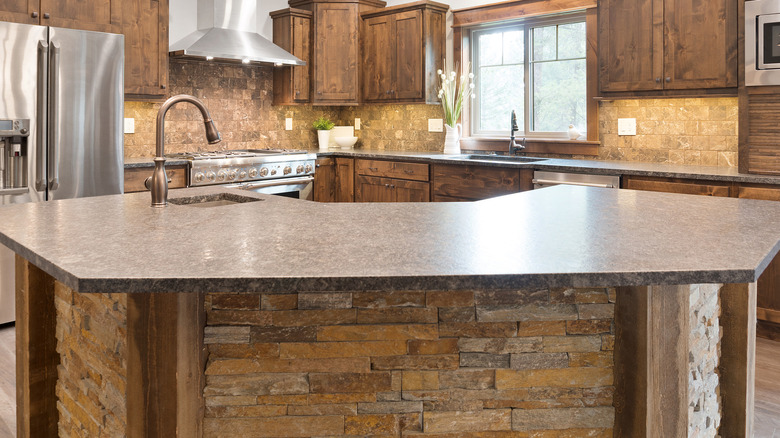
[460,137,600,156]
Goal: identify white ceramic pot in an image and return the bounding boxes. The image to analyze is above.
[443,124,461,155]
[317,130,330,151]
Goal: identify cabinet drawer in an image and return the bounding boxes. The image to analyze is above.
[432,164,522,201]
[738,184,780,201]
[124,165,187,193]
[356,159,429,182]
[622,176,731,197]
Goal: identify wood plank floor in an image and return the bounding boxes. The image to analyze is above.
[0,325,777,437]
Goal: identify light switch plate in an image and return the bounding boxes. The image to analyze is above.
[124,118,134,134]
[618,118,636,136]
[428,119,444,132]
[285,118,293,131]
[355,118,361,130]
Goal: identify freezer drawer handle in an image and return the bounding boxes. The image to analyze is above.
[0,188,30,196]
[35,40,48,192]
[532,178,615,189]
[47,41,60,191]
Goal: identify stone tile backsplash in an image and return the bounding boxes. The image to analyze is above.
[125,62,738,167]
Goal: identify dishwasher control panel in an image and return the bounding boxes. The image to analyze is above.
[532,171,621,190]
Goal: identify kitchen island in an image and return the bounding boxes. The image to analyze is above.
[0,185,773,437]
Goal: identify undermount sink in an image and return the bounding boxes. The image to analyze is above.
[168,192,261,207]
[460,154,548,163]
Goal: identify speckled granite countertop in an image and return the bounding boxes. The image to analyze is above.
[125,150,780,185]
[0,184,779,293]
[320,149,780,185]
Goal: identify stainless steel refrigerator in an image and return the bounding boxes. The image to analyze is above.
[0,22,124,324]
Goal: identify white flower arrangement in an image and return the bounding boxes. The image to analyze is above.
[437,60,475,127]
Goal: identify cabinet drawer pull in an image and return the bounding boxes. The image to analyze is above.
[384,183,389,187]
[368,167,378,171]
[403,169,414,174]
[390,184,395,189]
[31,11,38,18]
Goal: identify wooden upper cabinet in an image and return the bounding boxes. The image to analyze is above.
[599,0,737,93]
[0,0,121,30]
[271,8,312,105]
[123,0,168,99]
[361,1,447,103]
[0,0,39,24]
[39,0,121,33]
[290,0,386,105]
[663,0,737,90]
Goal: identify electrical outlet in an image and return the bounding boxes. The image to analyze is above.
[618,118,636,136]
[428,119,444,132]
[285,118,293,131]
[355,118,361,130]
[124,118,135,134]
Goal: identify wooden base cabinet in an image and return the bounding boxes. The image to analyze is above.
[355,158,429,202]
[432,164,533,202]
[598,0,737,93]
[313,157,355,202]
[124,165,186,193]
[361,1,447,103]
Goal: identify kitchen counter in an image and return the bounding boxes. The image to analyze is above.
[125,149,780,185]
[4,184,767,437]
[0,184,779,294]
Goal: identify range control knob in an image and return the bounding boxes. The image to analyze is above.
[194,172,205,183]
[248,168,258,178]
[206,171,217,182]
[228,171,237,180]
[305,164,313,173]
[217,170,227,181]
[239,171,247,179]
[259,167,269,177]
[283,166,292,175]
[296,165,304,174]
[271,169,277,175]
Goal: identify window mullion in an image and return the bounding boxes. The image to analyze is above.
[524,23,531,136]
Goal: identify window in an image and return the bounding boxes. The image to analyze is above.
[470,14,587,138]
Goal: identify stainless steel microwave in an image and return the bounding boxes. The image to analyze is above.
[746,0,780,85]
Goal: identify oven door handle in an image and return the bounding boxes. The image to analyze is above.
[232,175,314,190]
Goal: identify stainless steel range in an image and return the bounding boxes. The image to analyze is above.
[169,149,317,199]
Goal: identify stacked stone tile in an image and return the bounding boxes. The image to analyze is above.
[688,284,721,437]
[203,288,616,436]
[54,285,128,437]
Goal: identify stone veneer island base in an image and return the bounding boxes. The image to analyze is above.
[15,256,755,438]
[3,185,771,438]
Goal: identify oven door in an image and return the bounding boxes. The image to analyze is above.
[227,175,314,200]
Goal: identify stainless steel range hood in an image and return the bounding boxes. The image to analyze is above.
[170,0,304,66]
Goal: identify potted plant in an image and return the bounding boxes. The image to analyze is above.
[313,117,335,151]
[437,61,475,155]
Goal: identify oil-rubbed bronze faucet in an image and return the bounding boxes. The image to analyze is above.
[150,95,221,207]
[509,110,525,155]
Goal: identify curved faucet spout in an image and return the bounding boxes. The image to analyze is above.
[151,94,222,207]
[509,110,525,154]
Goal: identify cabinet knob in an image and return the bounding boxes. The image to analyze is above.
[161,84,166,89]
[655,77,661,83]
[318,91,322,95]
[31,11,38,18]
[665,77,671,83]
[295,90,300,95]
[43,12,50,19]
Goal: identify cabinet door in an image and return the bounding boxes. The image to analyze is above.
[362,14,394,102]
[313,3,359,103]
[313,158,336,202]
[663,0,737,89]
[598,0,663,92]
[40,0,121,33]
[393,10,423,100]
[292,15,311,102]
[393,179,430,202]
[355,175,395,202]
[622,176,732,196]
[0,0,38,24]
[123,0,168,98]
[432,164,522,201]
[334,157,355,202]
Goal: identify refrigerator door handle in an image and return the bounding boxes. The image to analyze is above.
[36,40,48,192]
[47,41,60,191]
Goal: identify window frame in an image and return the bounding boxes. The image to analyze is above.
[469,12,588,140]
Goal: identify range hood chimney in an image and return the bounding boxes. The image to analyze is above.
[169,0,304,66]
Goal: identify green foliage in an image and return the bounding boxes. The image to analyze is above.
[312,117,335,131]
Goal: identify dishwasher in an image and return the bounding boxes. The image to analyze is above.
[533,170,621,189]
